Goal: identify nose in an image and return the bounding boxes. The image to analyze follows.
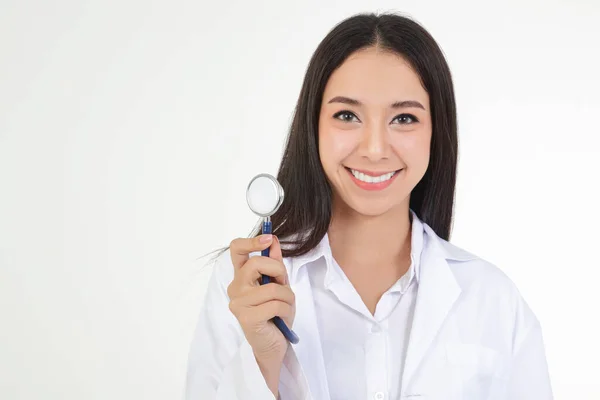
[358,122,389,162]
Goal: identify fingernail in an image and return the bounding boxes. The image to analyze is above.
[259,234,273,244]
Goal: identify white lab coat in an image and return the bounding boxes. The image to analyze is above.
[186,222,553,399]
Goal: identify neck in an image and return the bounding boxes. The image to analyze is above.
[327,195,412,272]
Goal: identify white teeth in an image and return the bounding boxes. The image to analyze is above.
[350,169,397,183]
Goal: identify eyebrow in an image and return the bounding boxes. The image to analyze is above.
[327,95,425,110]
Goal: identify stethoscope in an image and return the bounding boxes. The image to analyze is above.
[246,173,300,344]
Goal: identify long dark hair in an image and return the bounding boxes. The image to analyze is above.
[211,12,459,260]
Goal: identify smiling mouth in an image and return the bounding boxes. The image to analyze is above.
[344,167,402,184]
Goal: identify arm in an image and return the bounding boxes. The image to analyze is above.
[184,252,312,400]
[505,312,553,399]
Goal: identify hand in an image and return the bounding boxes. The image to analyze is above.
[227,234,295,395]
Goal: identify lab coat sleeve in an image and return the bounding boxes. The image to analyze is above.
[505,306,554,399]
[184,252,312,400]
[184,253,277,400]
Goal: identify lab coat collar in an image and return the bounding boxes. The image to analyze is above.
[399,221,478,393]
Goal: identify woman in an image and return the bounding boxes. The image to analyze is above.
[186,12,553,400]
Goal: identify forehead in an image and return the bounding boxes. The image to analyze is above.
[323,47,428,105]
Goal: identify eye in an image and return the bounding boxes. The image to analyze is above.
[333,110,360,123]
[392,114,419,125]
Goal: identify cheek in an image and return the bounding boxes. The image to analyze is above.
[319,127,357,167]
[393,131,431,169]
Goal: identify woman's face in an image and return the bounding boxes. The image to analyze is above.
[318,47,432,217]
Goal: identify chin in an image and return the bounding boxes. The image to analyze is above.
[345,198,399,217]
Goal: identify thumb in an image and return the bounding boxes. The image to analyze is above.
[269,235,283,262]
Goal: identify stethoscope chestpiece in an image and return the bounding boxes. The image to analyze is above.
[246,173,284,219]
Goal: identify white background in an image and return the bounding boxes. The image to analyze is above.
[1,0,599,399]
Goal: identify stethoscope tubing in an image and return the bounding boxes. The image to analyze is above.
[260,220,300,344]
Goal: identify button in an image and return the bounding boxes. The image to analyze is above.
[374,392,385,400]
[371,324,382,333]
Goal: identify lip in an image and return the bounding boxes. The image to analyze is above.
[345,167,402,191]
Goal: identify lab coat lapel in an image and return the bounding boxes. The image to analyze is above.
[400,228,462,391]
[289,264,330,399]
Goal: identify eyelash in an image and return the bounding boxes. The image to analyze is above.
[332,110,419,125]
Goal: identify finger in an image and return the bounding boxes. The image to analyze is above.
[252,300,294,324]
[229,235,273,270]
[241,256,289,286]
[239,283,295,307]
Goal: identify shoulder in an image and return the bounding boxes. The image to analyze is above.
[436,237,541,334]
[440,239,518,296]
[421,221,512,292]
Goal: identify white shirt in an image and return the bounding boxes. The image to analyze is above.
[299,210,424,400]
[185,210,553,400]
